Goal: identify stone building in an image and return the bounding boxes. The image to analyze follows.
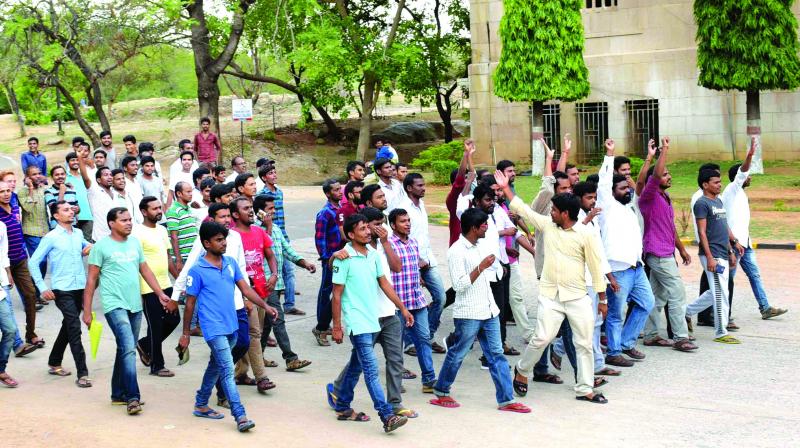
[468,0,800,166]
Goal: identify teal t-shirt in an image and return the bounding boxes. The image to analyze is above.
[332,244,384,336]
[88,236,146,313]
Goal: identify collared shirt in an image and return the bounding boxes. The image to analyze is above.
[114,189,141,225]
[165,201,198,261]
[0,203,27,263]
[373,238,398,318]
[314,201,342,260]
[28,225,88,292]
[510,196,606,300]
[722,167,752,247]
[186,255,244,341]
[125,176,144,223]
[378,177,407,213]
[172,230,246,310]
[597,155,644,271]
[193,132,222,163]
[455,195,503,281]
[66,171,92,221]
[638,175,677,258]
[578,209,612,288]
[446,173,466,246]
[397,196,437,267]
[261,185,288,240]
[332,243,385,336]
[44,186,79,229]
[447,235,499,320]
[0,221,10,286]
[88,236,145,313]
[18,186,49,237]
[87,182,120,241]
[388,235,427,310]
[133,224,172,293]
[21,151,46,176]
[265,226,302,291]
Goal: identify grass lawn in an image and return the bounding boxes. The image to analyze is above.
[424,159,800,243]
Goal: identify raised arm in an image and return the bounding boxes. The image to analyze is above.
[556,134,571,173]
[636,138,658,196]
[597,139,615,207]
[495,170,550,232]
[78,154,92,189]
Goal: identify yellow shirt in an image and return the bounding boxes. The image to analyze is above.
[509,196,606,300]
[133,224,172,294]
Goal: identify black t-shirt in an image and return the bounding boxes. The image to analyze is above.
[693,195,729,259]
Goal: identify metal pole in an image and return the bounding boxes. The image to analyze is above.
[240,120,244,158]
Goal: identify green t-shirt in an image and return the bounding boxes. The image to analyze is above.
[88,236,146,313]
[332,244,384,336]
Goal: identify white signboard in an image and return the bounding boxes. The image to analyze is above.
[232,98,253,121]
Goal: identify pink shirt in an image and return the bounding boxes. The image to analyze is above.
[234,225,273,297]
[639,175,676,258]
[193,132,221,163]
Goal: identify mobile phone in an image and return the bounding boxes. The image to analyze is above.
[714,264,725,274]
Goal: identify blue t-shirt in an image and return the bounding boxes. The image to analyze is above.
[186,255,244,341]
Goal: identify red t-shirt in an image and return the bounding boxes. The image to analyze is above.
[337,202,359,226]
[446,173,466,246]
[235,225,273,297]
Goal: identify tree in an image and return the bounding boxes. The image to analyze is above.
[0,41,27,136]
[398,0,470,142]
[695,0,800,174]
[493,0,589,174]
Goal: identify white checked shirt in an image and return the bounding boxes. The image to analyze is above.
[448,235,499,320]
[397,196,437,267]
[455,195,503,281]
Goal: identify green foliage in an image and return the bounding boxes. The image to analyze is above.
[493,0,590,102]
[412,140,464,170]
[431,160,459,185]
[695,0,800,91]
[628,156,645,178]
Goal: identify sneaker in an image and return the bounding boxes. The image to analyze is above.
[312,328,330,346]
[605,355,634,367]
[622,348,646,360]
[479,355,489,370]
[713,335,741,344]
[761,307,788,320]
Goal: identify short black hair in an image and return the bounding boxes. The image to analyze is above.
[612,174,628,187]
[200,178,216,191]
[566,163,576,171]
[174,181,190,195]
[554,171,569,182]
[138,142,154,153]
[138,195,159,211]
[346,161,365,176]
[106,206,128,225]
[193,167,211,186]
[403,172,424,193]
[572,181,597,198]
[699,163,720,174]
[252,194,274,213]
[476,169,489,179]
[395,162,408,169]
[213,165,226,176]
[199,116,211,125]
[210,183,233,202]
[27,136,39,144]
[122,135,136,144]
[230,156,245,167]
[99,130,112,139]
[140,155,156,166]
[613,156,631,171]
[71,136,84,145]
[728,163,742,182]
[460,208,488,236]
[234,173,254,192]
[94,149,107,158]
[96,166,110,180]
[373,158,392,172]
[472,183,494,203]
[178,139,192,150]
[111,168,125,178]
[362,206,384,223]
[208,202,228,218]
[48,199,69,217]
[65,152,77,163]
[78,141,90,150]
[49,165,66,177]
[229,196,252,219]
[361,184,382,204]
[344,180,364,199]
[121,156,138,169]
[322,178,339,195]
[180,150,195,160]
[585,174,599,184]
[343,213,368,238]
[698,169,719,188]
[199,221,228,243]
[551,193,580,221]
[388,208,407,224]
[496,160,515,172]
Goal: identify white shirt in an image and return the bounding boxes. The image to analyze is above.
[0,221,10,287]
[597,155,644,271]
[172,229,247,310]
[169,169,194,194]
[492,204,515,264]
[224,172,263,192]
[378,177,407,213]
[397,197,437,267]
[690,188,704,243]
[448,235,500,320]
[455,194,503,281]
[578,209,611,287]
[372,240,398,318]
[722,167,751,247]
[170,159,199,186]
[87,182,123,241]
[124,176,144,224]
[189,188,208,227]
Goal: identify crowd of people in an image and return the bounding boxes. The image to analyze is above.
[0,125,789,433]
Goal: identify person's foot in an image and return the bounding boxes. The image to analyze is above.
[75,376,92,388]
[643,336,674,347]
[479,355,489,370]
[431,342,446,354]
[673,339,698,352]
[605,354,634,367]
[761,307,788,320]
[312,328,330,346]
[550,350,562,370]
[286,359,311,371]
[382,414,408,433]
[149,368,175,377]
[285,308,306,316]
[265,336,278,347]
[237,416,256,432]
[256,377,276,392]
[726,321,740,331]
[136,342,151,367]
[402,368,417,380]
[503,344,520,356]
[422,383,435,394]
[622,348,646,360]
[576,392,608,404]
[404,346,417,357]
[14,343,37,357]
[127,399,143,415]
[713,335,741,344]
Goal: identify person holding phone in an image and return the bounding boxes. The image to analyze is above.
[44,166,80,230]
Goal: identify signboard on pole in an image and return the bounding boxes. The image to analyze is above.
[232,98,253,121]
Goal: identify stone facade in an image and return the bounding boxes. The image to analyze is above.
[469,0,800,165]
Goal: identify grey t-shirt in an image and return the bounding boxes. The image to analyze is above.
[693,195,729,259]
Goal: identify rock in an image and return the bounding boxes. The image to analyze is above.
[315,138,326,145]
[372,121,438,144]
[452,120,470,138]
[46,138,63,146]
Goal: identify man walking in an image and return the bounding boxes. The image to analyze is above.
[29,200,92,387]
[193,117,222,165]
[166,182,198,275]
[19,166,51,306]
[79,156,117,242]
[44,166,79,230]
[121,157,144,223]
[66,148,94,241]
[21,137,47,177]
[312,179,343,346]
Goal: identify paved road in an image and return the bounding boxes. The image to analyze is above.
[3,186,799,447]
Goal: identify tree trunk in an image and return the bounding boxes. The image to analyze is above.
[57,84,100,147]
[530,101,545,176]
[436,84,457,142]
[85,84,111,132]
[197,73,222,157]
[746,90,763,174]
[356,75,378,160]
[315,105,341,140]
[3,84,26,137]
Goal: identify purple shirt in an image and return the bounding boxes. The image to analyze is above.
[388,235,427,310]
[638,175,676,258]
[0,203,27,264]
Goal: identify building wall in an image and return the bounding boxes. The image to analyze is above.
[469,0,800,165]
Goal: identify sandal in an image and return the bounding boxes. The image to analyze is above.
[532,373,563,384]
[402,369,417,380]
[48,366,72,377]
[498,402,531,413]
[286,359,311,371]
[595,367,621,376]
[336,408,370,422]
[237,416,255,432]
[713,335,741,344]
[576,392,608,404]
[429,396,460,408]
[394,408,419,418]
[550,350,562,371]
[643,337,674,347]
[257,378,276,392]
[127,400,143,415]
[76,377,93,388]
[31,338,45,348]
[136,343,151,367]
[235,375,256,386]
[262,359,278,368]
[0,373,19,388]
[383,414,408,433]
[512,367,528,397]
[193,407,225,420]
[150,369,175,377]
[503,344,520,356]
[594,376,608,388]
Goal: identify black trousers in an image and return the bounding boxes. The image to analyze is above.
[489,264,511,344]
[139,288,179,373]
[49,289,88,378]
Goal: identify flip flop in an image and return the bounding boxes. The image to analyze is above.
[48,366,72,377]
[595,367,622,376]
[498,402,532,413]
[532,373,563,384]
[336,408,370,421]
[594,376,608,388]
[429,396,460,408]
[576,393,608,404]
[237,417,256,432]
[193,408,225,420]
[394,408,419,418]
[0,374,19,388]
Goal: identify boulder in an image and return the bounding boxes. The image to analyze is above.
[46,138,64,146]
[451,120,470,138]
[372,121,438,144]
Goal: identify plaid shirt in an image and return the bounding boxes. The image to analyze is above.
[314,201,342,260]
[18,186,49,237]
[265,226,302,291]
[261,185,288,240]
[388,235,427,310]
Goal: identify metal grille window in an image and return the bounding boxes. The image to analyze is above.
[543,104,561,158]
[585,0,618,8]
[575,102,609,164]
[625,99,659,158]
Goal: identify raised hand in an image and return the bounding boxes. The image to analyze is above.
[493,170,509,189]
[661,136,670,148]
[605,138,615,156]
[563,133,572,153]
[647,139,657,159]
[748,136,757,157]
[542,138,555,160]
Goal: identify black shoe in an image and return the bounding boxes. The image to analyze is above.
[479,356,489,370]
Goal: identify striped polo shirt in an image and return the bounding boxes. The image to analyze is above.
[0,203,28,264]
[165,201,197,261]
[44,186,79,229]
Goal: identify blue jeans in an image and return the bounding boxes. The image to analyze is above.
[105,308,142,402]
[434,316,514,406]
[197,334,246,421]
[399,307,436,385]
[282,260,297,310]
[334,332,394,421]
[420,267,445,338]
[732,247,770,311]
[216,308,250,400]
[0,298,19,373]
[606,265,655,356]
[315,261,333,332]
[3,286,23,350]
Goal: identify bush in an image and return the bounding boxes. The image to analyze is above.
[628,156,644,178]
[412,140,463,170]
[431,160,459,185]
